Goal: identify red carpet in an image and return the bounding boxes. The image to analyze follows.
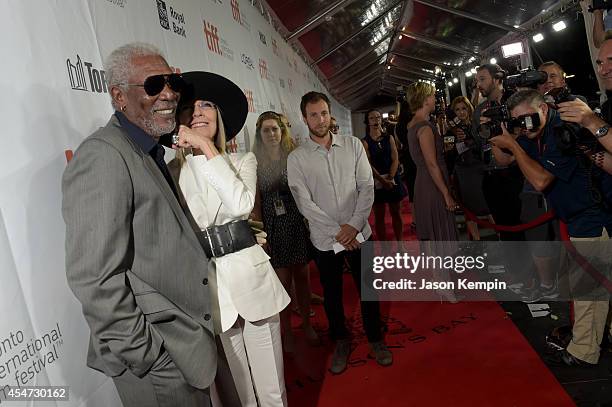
[284,201,575,406]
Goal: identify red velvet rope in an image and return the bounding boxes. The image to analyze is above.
[460,205,556,232]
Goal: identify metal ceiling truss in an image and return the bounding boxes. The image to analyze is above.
[388,64,436,80]
[413,0,521,33]
[339,76,380,99]
[390,51,446,68]
[399,29,479,57]
[333,68,383,94]
[327,31,393,79]
[330,56,384,88]
[286,0,357,41]
[313,0,404,64]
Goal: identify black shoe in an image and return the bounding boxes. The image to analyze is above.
[329,339,352,374]
[546,349,595,367]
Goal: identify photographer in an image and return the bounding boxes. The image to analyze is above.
[473,64,525,241]
[559,38,612,156]
[490,89,612,366]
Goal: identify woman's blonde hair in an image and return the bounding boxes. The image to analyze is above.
[407,82,435,113]
[252,111,295,166]
[175,106,227,167]
[450,96,474,119]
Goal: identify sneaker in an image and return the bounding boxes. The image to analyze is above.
[522,282,559,304]
[329,339,352,374]
[368,341,393,367]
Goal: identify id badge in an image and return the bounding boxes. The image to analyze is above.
[274,198,286,216]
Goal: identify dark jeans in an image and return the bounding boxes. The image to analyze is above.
[312,243,382,343]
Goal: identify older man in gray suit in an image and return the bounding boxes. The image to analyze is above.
[62,43,216,406]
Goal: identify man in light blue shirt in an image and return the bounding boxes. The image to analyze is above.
[287,91,392,375]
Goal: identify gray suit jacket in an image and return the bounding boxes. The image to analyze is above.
[62,115,216,389]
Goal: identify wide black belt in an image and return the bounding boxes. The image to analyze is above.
[198,220,256,258]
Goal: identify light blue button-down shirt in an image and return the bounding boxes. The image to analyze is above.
[287,132,374,251]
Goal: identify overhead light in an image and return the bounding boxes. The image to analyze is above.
[501,41,524,58]
[513,24,520,29]
[387,65,391,70]
[435,66,441,74]
[448,81,453,87]
[465,71,472,77]
[382,113,389,119]
[468,56,476,62]
[490,57,497,64]
[471,68,477,74]
[453,78,459,83]
[553,20,566,32]
[533,33,544,43]
[399,34,403,40]
[566,74,575,78]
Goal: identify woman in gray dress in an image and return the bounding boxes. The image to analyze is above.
[406,83,459,241]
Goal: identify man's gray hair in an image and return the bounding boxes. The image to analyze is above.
[507,89,545,112]
[104,42,165,109]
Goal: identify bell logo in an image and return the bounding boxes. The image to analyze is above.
[244,89,255,113]
[67,54,108,93]
[204,21,222,55]
[157,0,170,30]
[230,0,241,24]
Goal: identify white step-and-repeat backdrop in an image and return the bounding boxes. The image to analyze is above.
[0,0,351,405]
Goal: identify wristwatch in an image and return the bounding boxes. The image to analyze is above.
[594,125,610,138]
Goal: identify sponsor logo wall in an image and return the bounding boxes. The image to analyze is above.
[0,0,351,405]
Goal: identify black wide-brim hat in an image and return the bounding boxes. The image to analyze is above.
[179,71,248,141]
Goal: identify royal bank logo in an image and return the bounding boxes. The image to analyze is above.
[157,0,186,37]
[204,20,234,61]
[106,0,127,7]
[259,58,269,80]
[241,53,254,70]
[67,55,108,93]
[258,31,267,46]
[244,89,255,113]
[157,0,170,29]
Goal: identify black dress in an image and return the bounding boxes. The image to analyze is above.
[257,158,311,268]
[363,134,407,203]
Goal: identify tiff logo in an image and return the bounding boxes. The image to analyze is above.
[259,58,268,79]
[258,31,267,45]
[244,89,255,113]
[157,0,170,30]
[230,0,241,24]
[204,21,222,55]
[67,55,108,93]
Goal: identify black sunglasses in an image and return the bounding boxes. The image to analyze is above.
[125,73,185,96]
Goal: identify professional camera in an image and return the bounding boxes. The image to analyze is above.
[480,102,511,138]
[589,0,612,12]
[505,68,548,89]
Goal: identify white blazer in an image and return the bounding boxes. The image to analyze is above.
[179,152,290,332]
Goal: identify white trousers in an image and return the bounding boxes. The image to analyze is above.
[218,313,287,407]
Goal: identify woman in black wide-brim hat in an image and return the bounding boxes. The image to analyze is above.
[173,71,290,406]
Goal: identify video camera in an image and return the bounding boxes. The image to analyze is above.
[588,0,612,12]
[505,68,548,90]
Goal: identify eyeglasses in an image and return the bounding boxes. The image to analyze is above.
[124,73,185,96]
[194,101,217,111]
